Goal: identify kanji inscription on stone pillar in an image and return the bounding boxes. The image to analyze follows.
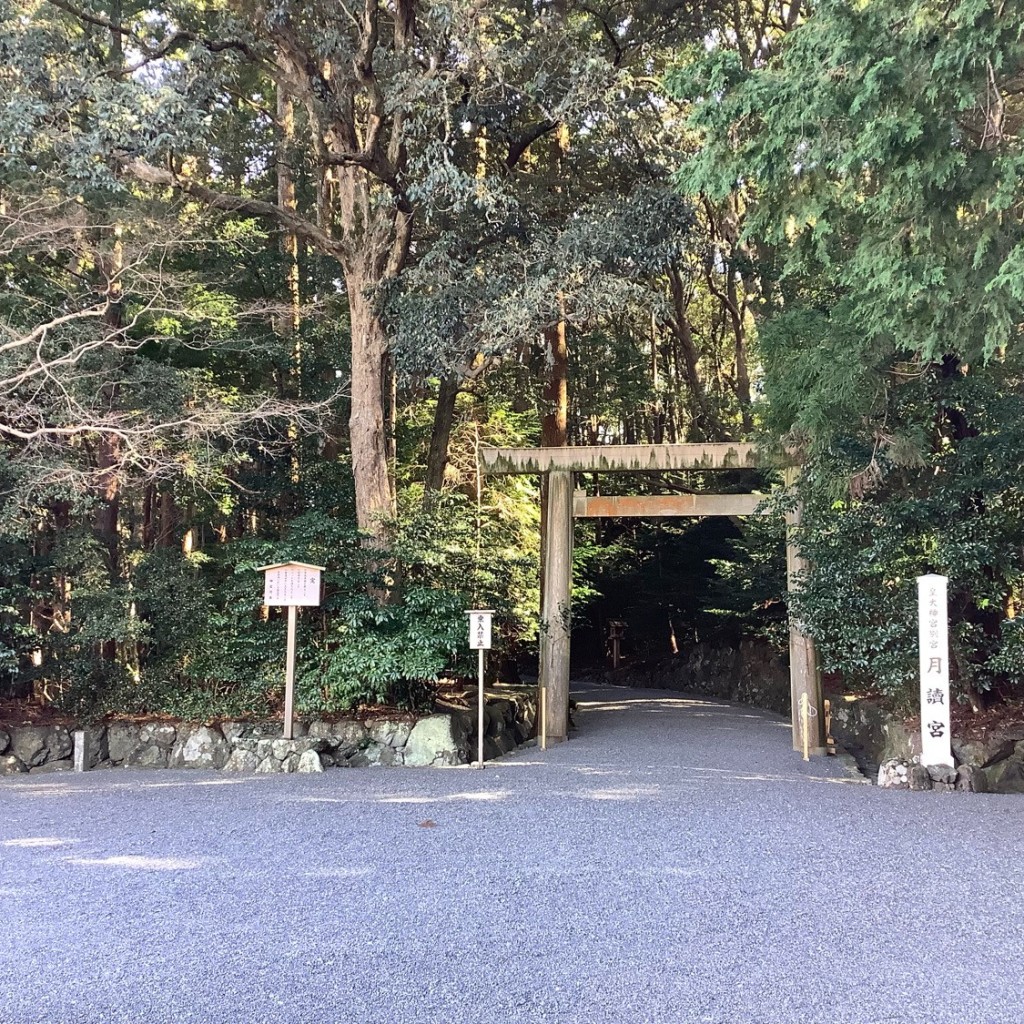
[917,574,952,768]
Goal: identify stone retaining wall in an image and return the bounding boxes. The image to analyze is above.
[876,759,988,792]
[0,687,538,776]
[827,697,917,778]
[829,696,1024,794]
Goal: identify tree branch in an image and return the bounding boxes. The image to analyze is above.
[504,120,558,171]
[46,0,265,66]
[124,159,349,259]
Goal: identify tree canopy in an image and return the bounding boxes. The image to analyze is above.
[2,0,1023,719]
[672,0,1024,705]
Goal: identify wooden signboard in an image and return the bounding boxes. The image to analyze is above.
[468,609,493,651]
[467,610,495,767]
[258,561,325,739]
[262,562,323,607]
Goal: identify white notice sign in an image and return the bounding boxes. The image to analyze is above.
[260,561,324,607]
[468,610,494,651]
[917,574,952,767]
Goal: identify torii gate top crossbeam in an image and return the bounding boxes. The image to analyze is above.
[480,443,759,475]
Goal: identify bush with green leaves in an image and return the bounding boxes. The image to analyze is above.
[790,362,1024,709]
[0,534,42,699]
[29,493,539,720]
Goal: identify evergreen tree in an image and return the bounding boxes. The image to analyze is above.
[672,0,1024,705]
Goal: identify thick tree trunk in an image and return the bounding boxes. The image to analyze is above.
[94,430,120,663]
[277,88,301,341]
[541,110,570,447]
[346,271,396,537]
[541,311,568,447]
[142,484,156,549]
[95,1,124,657]
[725,273,754,432]
[704,197,754,434]
[539,308,569,616]
[384,350,397,506]
[157,489,178,549]
[275,85,305,500]
[424,374,460,497]
[667,267,728,441]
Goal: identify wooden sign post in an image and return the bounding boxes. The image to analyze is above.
[259,561,324,740]
[468,610,494,769]
[917,574,953,767]
[608,620,626,669]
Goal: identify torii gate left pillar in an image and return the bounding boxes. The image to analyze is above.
[539,469,573,741]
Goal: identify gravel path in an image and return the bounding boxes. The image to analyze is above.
[2,681,1023,1024]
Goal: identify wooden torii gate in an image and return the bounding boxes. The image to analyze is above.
[480,443,826,757]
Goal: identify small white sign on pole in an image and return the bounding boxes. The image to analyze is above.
[468,609,493,651]
[259,561,325,740]
[917,574,953,767]
[467,610,495,769]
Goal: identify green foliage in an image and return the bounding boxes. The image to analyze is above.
[671,0,1024,428]
[791,360,1024,705]
[670,0,1024,705]
[389,186,695,377]
[705,514,789,649]
[23,494,539,720]
[8,0,1024,726]
[303,583,465,714]
[573,508,786,665]
[398,384,543,637]
[0,535,40,696]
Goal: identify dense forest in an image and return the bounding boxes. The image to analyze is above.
[2,0,1023,721]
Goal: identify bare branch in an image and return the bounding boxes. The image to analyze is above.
[46,0,266,66]
[124,159,349,259]
[0,192,344,510]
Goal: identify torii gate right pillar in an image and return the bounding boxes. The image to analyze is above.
[785,473,825,754]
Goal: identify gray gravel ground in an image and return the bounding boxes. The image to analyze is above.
[2,682,1023,1024]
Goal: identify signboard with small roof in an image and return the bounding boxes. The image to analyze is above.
[258,561,326,739]
[261,561,323,608]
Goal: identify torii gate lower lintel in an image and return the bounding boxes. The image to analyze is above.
[479,444,826,757]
